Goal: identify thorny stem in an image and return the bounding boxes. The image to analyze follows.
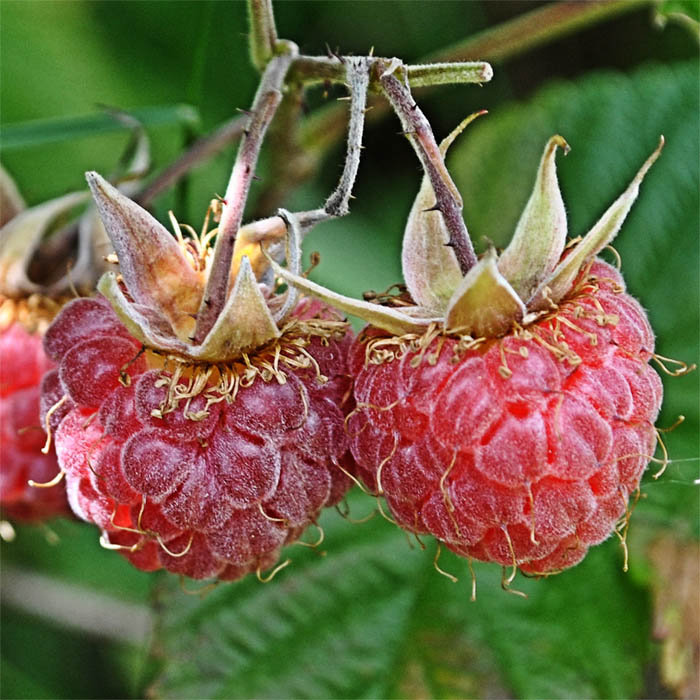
[274,58,371,236]
[380,67,477,274]
[251,84,307,218]
[194,44,297,343]
[247,0,279,71]
[136,115,246,208]
[294,0,651,202]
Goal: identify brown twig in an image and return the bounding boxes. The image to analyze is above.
[194,43,297,343]
[379,66,477,274]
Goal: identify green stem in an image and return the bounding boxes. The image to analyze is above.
[247,0,279,71]
[295,0,653,202]
[427,0,652,64]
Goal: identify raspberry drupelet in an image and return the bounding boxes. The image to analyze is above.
[0,301,69,521]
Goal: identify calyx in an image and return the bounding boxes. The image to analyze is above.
[273,124,664,340]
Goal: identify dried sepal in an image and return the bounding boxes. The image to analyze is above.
[445,249,525,336]
[86,172,203,337]
[0,190,89,296]
[196,256,279,361]
[498,135,569,303]
[402,113,486,312]
[532,137,664,309]
[268,256,439,336]
[98,272,188,354]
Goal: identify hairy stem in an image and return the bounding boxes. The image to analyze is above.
[247,0,279,70]
[194,43,297,343]
[288,55,492,90]
[297,0,650,187]
[324,58,370,217]
[380,67,477,274]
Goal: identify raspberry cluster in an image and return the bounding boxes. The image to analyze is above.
[348,261,662,574]
[43,296,353,580]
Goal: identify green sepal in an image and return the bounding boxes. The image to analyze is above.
[445,249,526,336]
[269,257,440,336]
[401,113,485,312]
[196,256,280,361]
[531,137,664,308]
[98,271,188,353]
[498,135,569,303]
[0,164,26,227]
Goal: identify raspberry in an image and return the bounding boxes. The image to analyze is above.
[275,122,692,578]
[41,173,355,581]
[47,297,352,580]
[0,314,69,521]
[349,260,662,574]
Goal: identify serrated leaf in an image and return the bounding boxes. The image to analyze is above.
[152,493,653,700]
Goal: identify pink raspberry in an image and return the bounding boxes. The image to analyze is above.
[1,316,69,521]
[45,294,353,580]
[348,260,662,574]
[275,126,689,579]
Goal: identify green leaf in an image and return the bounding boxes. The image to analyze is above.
[152,492,654,699]
[0,105,200,151]
[463,546,651,699]
[451,59,699,536]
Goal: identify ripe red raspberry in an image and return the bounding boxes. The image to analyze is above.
[44,295,352,580]
[274,119,689,578]
[348,260,661,574]
[38,168,356,581]
[0,303,70,521]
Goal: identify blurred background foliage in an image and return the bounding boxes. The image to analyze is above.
[1,1,698,698]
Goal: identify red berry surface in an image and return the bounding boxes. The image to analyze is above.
[1,321,69,521]
[348,261,662,574]
[45,295,354,580]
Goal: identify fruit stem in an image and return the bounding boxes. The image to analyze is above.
[257,58,371,241]
[194,44,297,343]
[247,0,279,71]
[379,68,477,275]
[323,58,370,218]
